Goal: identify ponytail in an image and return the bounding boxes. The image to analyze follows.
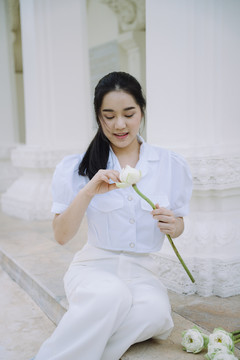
[78,128,110,179]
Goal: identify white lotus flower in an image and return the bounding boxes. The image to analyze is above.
[209,349,238,360]
[182,327,209,354]
[116,165,141,188]
[208,328,234,352]
[205,344,231,360]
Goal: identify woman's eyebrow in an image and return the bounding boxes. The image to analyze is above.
[102,106,136,112]
[124,106,136,111]
[102,109,114,112]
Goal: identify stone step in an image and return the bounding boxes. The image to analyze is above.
[0,211,239,360]
[0,232,71,325]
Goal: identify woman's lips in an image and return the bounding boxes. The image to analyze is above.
[114,133,129,139]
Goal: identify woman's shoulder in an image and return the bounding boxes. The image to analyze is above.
[143,142,168,159]
[51,153,87,214]
[53,153,87,190]
[146,143,188,165]
[145,143,181,163]
[56,153,84,172]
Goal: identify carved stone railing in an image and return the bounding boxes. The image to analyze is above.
[157,154,240,297]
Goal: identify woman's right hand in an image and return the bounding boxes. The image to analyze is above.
[53,169,120,245]
[84,169,120,198]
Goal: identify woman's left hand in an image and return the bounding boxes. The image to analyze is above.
[151,204,184,238]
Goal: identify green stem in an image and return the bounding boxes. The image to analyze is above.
[232,331,240,336]
[233,334,240,341]
[166,234,195,283]
[132,184,195,283]
[132,184,156,210]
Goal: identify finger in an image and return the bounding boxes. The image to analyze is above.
[153,215,175,224]
[108,183,119,191]
[158,228,172,236]
[152,206,173,217]
[103,170,121,183]
[157,223,171,232]
[97,173,111,183]
[97,170,120,183]
[157,222,173,233]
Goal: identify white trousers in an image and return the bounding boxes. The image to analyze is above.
[34,244,174,360]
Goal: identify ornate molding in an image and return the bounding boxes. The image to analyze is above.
[102,0,145,32]
[188,155,240,190]
[11,145,77,169]
[156,211,240,297]
[153,254,240,297]
[176,216,240,249]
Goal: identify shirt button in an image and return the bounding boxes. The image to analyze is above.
[129,218,135,224]
[127,195,133,201]
[129,242,135,248]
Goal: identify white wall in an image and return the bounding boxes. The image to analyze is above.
[146,0,240,156]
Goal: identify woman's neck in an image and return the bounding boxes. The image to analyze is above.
[111,137,141,168]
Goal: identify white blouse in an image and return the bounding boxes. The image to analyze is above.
[51,138,192,253]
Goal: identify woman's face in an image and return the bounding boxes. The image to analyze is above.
[99,90,142,153]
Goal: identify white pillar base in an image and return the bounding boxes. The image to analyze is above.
[1,168,53,220]
[1,145,73,220]
[0,146,21,194]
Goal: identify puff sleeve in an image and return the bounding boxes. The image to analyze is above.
[51,154,88,214]
[169,152,192,218]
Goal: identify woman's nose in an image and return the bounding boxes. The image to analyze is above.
[115,116,126,129]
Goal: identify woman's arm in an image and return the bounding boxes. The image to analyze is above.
[151,204,184,239]
[53,169,120,245]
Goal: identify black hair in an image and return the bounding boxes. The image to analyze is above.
[78,71,146,179]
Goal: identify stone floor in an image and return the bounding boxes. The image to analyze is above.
[0,210,239,360]
[0,268,55,360]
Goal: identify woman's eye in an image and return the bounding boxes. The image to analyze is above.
[125,114,134,118]
[105,116,114,120]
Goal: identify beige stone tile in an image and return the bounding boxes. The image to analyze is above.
[0,268,55,360]
[122,313,206,359]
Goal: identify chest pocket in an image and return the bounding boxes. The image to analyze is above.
[140,194,170,211]
[90,193,124,212]
[87,193,125,248]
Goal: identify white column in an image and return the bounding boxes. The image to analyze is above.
[118,30,146,88]
[0,0,20,193]
[1,0,92,220]
[146,0,240,297]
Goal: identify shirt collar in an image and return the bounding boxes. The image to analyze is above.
[107,135,160,177]
[137,135,160,161]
